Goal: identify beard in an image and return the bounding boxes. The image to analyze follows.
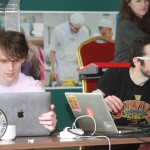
[140,67,150,78]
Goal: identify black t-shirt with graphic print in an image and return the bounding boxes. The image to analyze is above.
[94,68,150,126]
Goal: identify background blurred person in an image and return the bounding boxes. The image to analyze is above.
[92,19,115,40]
[20,27,45,86]
[49,13,89,82]
[113,0,150,62]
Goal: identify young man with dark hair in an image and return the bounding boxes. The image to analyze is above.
[0,30,57,132]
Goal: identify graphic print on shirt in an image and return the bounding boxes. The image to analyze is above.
[111,95,150,123]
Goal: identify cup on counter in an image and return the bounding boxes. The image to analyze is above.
[0,140,15,145]
[0,125,16,141]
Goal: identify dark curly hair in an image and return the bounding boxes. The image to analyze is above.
[128,35,150,67]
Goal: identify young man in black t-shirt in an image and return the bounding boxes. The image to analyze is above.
[94,68,150,126]
[85,36,150,150]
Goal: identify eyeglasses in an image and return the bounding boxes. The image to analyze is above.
[136,57,150,60]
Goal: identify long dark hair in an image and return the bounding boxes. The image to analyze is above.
[119,0,150,33]
[20,27,41,78]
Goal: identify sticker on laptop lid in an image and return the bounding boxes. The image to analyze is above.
[66,95,81,111]
[86,108,94,117]
[0,109,8,138]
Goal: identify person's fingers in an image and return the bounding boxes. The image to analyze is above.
[39,111,56,119]
[105,96,118,113]
[50,104,55,111]
[105,96,123,113]
[39,114,53,121]
[76,67,80,71]
[39,119,57,126]
[54,73,59,81]
[112,95,123,108]
[107,104,113,112]
[44,125,55,132]
[39,111,57,132]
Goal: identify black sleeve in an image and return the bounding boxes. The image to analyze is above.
[94,69,117,96]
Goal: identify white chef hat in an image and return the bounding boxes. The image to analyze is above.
[69,13,85,28]
[98,19,113,28]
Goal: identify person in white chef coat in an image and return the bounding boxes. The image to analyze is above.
[49,13,89,82]
[93,19,115,40]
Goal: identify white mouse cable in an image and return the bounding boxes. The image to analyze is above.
[67,127,111,150]
[81,135,111,150]
[69,115,111,150]
[72,115,96,135]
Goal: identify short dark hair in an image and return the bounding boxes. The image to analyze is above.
[0,30,29,59]
[128,36,150,67]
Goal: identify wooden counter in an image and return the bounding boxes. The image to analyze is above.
[0,136,143,150]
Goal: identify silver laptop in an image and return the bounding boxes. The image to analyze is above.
[0,92,51,137]
[65,92,142,134]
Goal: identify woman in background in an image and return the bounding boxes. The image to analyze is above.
[20,27,45,86]
[113,0,150,62]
